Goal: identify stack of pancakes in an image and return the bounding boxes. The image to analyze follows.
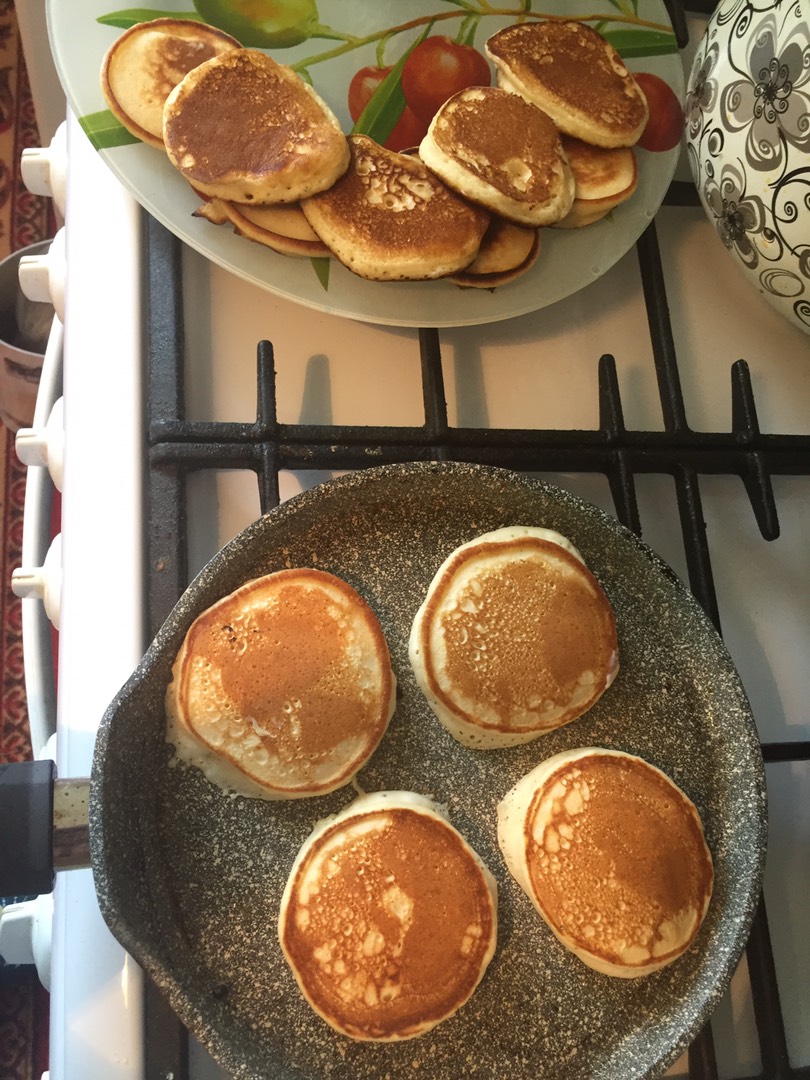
[100,17,241,149]
[100,17,652,288]
[100,20,350,257]
[485,21,646,229]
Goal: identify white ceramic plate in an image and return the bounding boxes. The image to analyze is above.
[47,0,685,326]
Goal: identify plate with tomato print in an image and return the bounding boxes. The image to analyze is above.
[50,1,686,326]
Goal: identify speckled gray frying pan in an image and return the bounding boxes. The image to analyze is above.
[90,461,766,1080]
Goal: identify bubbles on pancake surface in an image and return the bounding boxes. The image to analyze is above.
[498,749,714,977]
[410,527,618,746]
[278,793,498,1040]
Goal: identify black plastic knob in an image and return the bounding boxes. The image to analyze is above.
[0,759,56,897]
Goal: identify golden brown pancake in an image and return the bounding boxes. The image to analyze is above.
[397,146,539,286]
[278,791,498,1039]
[497,748,714,976]
[419,86,575,227]
[192,195,330,255]
[162,49,350,204]
[100,18,241,149]
[165,568,396,799]
[486,21,649,148]
[409,526,618,748]
[555,136,638,228]
[220,200,331,256]
[560,136,638,201]
[447,215,541,288]
[301,135,490,281]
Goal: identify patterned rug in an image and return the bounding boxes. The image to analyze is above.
[0,4,55,759]
[0,3,57,1078]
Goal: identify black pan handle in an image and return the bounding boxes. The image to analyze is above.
[0,761,90,897]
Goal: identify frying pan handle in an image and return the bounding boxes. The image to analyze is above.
[0,761,90,897]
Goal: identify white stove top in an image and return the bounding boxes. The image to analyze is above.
[31,26,810,1077]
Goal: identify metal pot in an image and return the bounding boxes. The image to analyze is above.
[684,0,810,335]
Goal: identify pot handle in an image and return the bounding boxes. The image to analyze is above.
[0,760,90,897]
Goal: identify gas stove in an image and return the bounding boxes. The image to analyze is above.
[8,4,810,1078]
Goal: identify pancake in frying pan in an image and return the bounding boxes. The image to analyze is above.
[278,790,498,1040]
[166,568,395,799]
[409,526,618,748]
[497,748,714,976]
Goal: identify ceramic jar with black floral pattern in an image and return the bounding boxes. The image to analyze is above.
[685,0,810,335]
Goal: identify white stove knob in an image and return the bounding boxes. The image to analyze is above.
[15,397,64,491]
[20,121,67,217]
[0,894,53,989]
[18,228,65,323]
[11,533,62,629]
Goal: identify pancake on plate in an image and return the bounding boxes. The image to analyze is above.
[398,145,540,287]
[447,215,540,288]
[165,568,396,799]
[486,21,649,148]
[100,17,241,149]
[278,790,498,1040]
[193,196,330,255]
[497,748,714,976]
[192,196,231,225]
[220,200,331,256]
[419,86,575,227]
[162,48,350,204]
[555,136,639,228]
[301,134,490,281]
[409,526,618,748]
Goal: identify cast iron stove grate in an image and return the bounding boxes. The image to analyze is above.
[139,3,809,1075]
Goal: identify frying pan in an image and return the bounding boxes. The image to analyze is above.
[6,462,768,1079]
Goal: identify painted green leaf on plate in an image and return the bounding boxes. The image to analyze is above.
[97,8,201,29]
[79,110,141,149]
